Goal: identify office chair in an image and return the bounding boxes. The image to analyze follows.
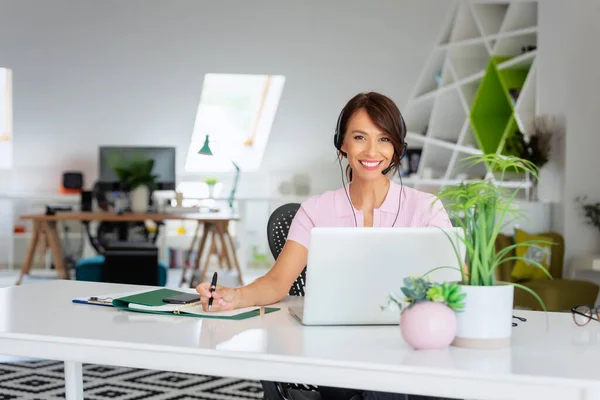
[75,183,168,285]
[261,203,319,400]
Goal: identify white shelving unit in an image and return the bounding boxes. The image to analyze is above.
[399,0,538,194]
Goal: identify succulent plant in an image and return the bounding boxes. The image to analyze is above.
[383,276,466,313]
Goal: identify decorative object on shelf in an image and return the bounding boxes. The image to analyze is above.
[406,149,422,175]
[109,153,158,213]
[503,114,557,201]
[402,1,538,190]
[383,277,465,350]
[205,177,218,199]
[198,135,240,209]
[435,153,551,349]
[521,45,537,53]
[175,191,184,207]
[576,196,600,234]
[434,68,443,85]
[508,88,520,105]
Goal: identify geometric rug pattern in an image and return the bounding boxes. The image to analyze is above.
[0,360,264,400]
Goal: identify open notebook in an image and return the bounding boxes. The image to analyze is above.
[75,288,279,320]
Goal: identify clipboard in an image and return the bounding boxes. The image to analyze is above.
[74,288,279,320]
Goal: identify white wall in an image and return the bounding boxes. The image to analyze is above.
[0,0,451,196]
[562,0,600,263]
[537,0,567,233]
[536,0,600,269]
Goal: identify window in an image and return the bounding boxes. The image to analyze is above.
[0,68,12,169]
[184,73,285,173]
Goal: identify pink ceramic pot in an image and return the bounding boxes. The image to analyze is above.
[400,302,457,350]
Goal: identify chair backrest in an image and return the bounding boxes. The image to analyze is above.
[266,203,307,296]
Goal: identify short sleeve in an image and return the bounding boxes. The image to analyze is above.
[286,198,318,249]
[421,196,453,228]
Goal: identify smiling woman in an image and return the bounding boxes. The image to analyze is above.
[194,91,457,400]
[194,91,453,309]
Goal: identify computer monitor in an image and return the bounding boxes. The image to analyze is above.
[98,146,176,191]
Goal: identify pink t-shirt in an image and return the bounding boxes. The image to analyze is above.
[287,181,453,249]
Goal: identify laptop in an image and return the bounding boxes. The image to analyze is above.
[288,227,466,325]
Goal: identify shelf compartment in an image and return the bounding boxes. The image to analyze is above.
[493,32,537,57]
[449,43,490,81]
[428,88,465,143]
[472,3,509,36]
[498,1,537,33]
[404,95,435,138]
[412,47,448,98]
[470,59,513,155]
[418,143,454,181]
[450,3,483,42]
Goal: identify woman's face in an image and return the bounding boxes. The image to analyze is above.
[341,108,395,181]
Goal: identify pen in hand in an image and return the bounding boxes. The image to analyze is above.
[208,272,218,311]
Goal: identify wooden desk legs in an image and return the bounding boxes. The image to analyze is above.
[17,221,41,285]
[216,221,243,285]
[17,221,68,285]
[183,221,243,288]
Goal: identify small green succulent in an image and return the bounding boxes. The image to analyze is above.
[383,276,466,313]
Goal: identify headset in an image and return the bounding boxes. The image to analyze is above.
[334,107,407,227]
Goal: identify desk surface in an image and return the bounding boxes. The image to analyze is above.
[0,281,599,400]
[20,211,238,222]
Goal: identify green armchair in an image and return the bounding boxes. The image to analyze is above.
[495,232,599,312]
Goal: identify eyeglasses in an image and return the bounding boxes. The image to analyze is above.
[512,315,526,327]
[571,305,600,326]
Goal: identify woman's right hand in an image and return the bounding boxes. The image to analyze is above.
[196,282,239,312]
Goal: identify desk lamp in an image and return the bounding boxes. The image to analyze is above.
[198,135,240,209]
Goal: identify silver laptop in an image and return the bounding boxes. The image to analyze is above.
[289,227,466,325]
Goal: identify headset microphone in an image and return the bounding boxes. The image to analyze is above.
[381,165,394,175]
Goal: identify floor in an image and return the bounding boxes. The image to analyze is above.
[0,359,264,400]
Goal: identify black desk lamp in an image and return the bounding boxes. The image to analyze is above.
[198,135,239,209]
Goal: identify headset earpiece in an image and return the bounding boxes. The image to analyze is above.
[334,109,344,150]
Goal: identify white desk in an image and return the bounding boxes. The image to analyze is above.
[1,281,600,400]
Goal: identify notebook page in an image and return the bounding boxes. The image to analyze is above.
[128,301,259,317]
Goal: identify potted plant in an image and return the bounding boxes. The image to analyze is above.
[435,154,551,349]
[577,197,600,233]
[503,115,559,202]
[383,277,466,350]
[205,177,218,199]
[109,154,158,213]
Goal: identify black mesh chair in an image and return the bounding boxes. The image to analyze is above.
[261,203,319,400]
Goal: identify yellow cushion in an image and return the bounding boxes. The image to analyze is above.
[511,228,553,281]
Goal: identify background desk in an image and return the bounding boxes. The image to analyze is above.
[18,212,241,286]
[1,281,600,400]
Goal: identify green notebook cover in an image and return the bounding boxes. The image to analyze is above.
[112,288,279,320]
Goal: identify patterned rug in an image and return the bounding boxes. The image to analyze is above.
[0,360,264,400]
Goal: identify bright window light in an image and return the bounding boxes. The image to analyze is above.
[184,73,285,173]
[0,68,12,169]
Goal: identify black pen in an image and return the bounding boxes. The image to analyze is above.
[208,272,218,311]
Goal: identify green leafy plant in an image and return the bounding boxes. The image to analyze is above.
[576,196,600,232]
[109,153,158,191]
[383,276,466,313]
[434,153,554,311]
[205,177,218,186]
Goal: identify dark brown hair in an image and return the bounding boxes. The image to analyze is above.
[336,92,407,181]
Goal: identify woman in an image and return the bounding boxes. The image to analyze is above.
[196,91,452,311]
[196,92,455,400]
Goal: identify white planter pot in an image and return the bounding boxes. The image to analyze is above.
[207,184,215,199]
[452,284,514,349]
[130,185,150,213]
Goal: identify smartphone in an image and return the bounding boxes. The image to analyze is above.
[163,293,201,305]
